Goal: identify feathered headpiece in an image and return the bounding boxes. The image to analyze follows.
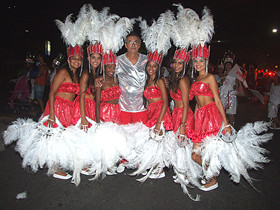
[55,5,88,58]
[190,7,214,59]
[223,50,235,65]
[99,14,135,65]
[139,10,174,65]
[171,4,197,64]
[86,5,120,56]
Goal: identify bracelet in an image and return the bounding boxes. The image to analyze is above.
[48,118,55,122]
[181,122,186,125]
[224,124,230,128]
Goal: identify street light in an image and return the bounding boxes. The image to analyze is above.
[272,28,277,33]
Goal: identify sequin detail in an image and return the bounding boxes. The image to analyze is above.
[144,86,162,99]
[56,83,80,95]
[101,86,121,102]
[189,81,214,100]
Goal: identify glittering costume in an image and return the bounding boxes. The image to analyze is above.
[220,75,237,115]
[3,82,80,175]
[71,87,96,125]
[100,86,121,124]
[268,82,280,118]
[189,81,272,187]
[170,89,195,138]
[144,86,173,130]
[189,81,223,143]
[43,83,79,127]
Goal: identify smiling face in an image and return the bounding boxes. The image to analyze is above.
[224,62,233,73]
[125,35,141,53]
[68,55,83,70]
[89,53,102,69]
[192,57,207,72]
[173,59,185,75]
[146,60,159,77]
[104,64,116,78]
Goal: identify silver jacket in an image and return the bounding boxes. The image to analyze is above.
[116,53,147,112]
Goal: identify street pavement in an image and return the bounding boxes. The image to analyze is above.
[0,99,279,209]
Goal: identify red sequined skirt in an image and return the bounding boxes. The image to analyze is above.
[42,96,74,128]
[192,102,223,143]
[145,100,173,130]
[172,107,195,139]
[71,96,96,125]
[100,102,121,124]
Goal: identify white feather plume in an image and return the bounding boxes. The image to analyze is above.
[197,7,214,45]
[99,16,135,53]
[171,4,199,49]
[55,5,88,47]
[86,5,120,45]
[186,6,214,47]
[139,10,174,55]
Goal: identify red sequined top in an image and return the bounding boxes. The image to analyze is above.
[56,83,80,95]
[189,81,214,100]
[144,86,162,99]
[170,89,182,101]
[101,86,121,102]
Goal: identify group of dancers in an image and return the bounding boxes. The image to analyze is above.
[4,4,273,200]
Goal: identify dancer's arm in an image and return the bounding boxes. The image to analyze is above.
[95,86,101,123]
[178,77,190,136]
[79,72,89,130]
[47,69,66,127]
[208,74,231,134]
[154,79,168,131]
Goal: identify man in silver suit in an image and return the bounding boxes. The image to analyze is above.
[116,32,147,173]
[116,32,147,125]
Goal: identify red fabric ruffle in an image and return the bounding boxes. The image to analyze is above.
[42,96,74,128]
[192,102,223,143]
[145,100,173,130]
[172,107,195,139]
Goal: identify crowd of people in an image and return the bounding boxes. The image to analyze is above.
[3,4,273,200]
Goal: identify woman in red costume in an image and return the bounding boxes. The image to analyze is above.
[144,60,173,133]
[95,52,121,124]
[169,56,195,142]
[43,45,83,179]
[71,43,103,129]
[190,44,231,191]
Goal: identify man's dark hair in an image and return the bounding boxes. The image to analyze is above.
[125,32,141,43]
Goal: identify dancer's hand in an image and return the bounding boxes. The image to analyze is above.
[223,125,232,135]
[95,77,104,88]
[179,124,186,136]
[81,118,89,132]
[47,118,55,128]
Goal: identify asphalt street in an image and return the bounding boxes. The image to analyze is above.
[0,99,279,209]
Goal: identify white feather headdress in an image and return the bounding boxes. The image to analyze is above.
[86,5,120,46]
[99,16,135,54]
[139,10,174,57]
[171,4,199,49]
[55,6,88,47]
[190,6,214,47]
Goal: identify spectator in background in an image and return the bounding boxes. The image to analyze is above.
[268,72,280,128]
[34,52,48,115]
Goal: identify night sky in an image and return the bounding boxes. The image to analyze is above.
[1,0,279,68]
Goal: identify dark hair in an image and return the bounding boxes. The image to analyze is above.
[87,62,102,95]
[59,61,82,83]
[169,61,187,92]
[143,61,160,108]
[125,32,141,43]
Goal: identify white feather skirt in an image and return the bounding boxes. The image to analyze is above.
[195,121,273,185]
[3,116,74,172]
